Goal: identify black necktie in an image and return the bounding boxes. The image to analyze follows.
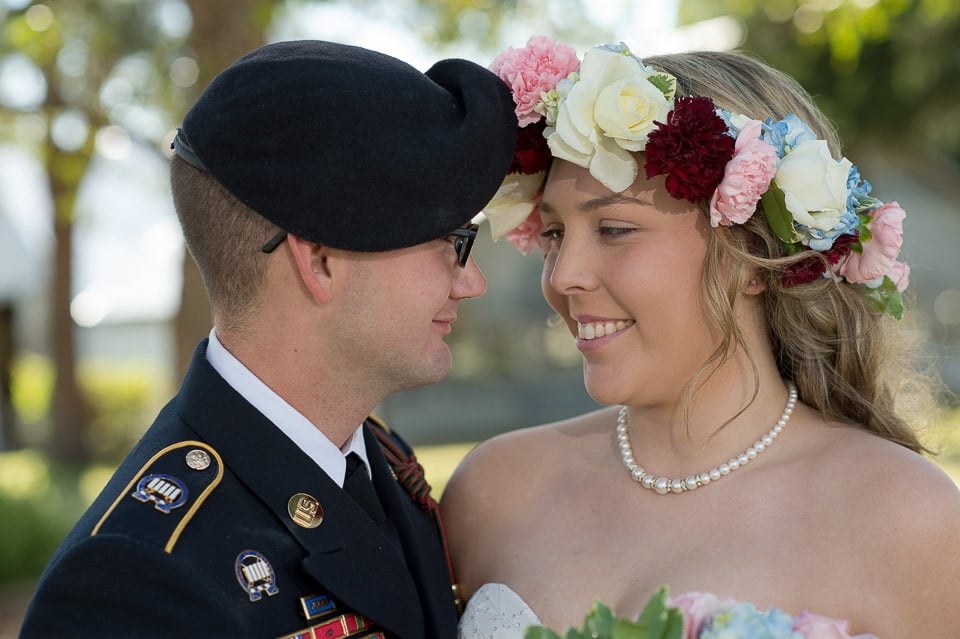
[343,452,386,526]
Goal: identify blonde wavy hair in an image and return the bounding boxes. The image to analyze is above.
[170,155,280,333]
[643,50,937,454]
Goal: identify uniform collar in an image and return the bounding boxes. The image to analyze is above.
[205,328,371,486]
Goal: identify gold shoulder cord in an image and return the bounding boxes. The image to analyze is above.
[91,440,224,553]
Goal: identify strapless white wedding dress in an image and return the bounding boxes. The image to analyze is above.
[458,583,541,639]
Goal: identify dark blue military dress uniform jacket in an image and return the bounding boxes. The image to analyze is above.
[20,340,458,638]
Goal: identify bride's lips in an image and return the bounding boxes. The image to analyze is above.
[574,317,635,351]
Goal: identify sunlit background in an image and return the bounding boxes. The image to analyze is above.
[1,0,959,633]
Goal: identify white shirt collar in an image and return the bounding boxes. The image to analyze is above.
[205,328,371,485]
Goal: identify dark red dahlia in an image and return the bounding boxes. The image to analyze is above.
[510,119,551,175]
[781,232,859,288]
[644,96,735,203]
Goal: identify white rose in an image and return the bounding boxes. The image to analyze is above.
[548,46,666,193]
[482,172,546,240]
[594,76,670,152]
[774,139,852,232]
[727,112,752,132]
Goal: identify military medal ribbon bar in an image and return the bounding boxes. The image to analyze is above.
[275,612,383,639]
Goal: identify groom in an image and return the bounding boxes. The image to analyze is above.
[19,40,517,638]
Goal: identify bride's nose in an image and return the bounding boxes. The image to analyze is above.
[546,234,599,296]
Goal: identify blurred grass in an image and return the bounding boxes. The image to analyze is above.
[415,442,477,498]
[932,406,960,486]
[0,449,114,583]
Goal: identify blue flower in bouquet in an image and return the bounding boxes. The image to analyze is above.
[700,602,801,639]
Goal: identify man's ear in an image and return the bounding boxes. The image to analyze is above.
[287,234,335,304]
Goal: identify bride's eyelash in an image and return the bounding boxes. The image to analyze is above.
[598,226,635,238]
[539,226,637,243]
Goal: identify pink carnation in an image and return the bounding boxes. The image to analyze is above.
[490,35,580,127]
[709,119,778,227]
[888,260,910,292]
[839,201,906,285]
[667,591,736,639]
[505,208,546,255]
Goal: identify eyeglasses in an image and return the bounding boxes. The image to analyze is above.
[261,231,287,253]
[448,223,479,268]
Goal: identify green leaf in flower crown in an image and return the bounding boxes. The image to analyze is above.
[860,276,904,320]
[854,194,881,212]
[760,183,801,252]
[647,73,677,101]
[856,212,873,247]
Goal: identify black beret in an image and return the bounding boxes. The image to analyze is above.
[172,40,518,252]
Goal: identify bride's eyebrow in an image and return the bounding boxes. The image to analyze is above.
[582,194,654,211]
[539,193,654,217]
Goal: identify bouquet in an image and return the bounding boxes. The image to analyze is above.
[523,586,878,639]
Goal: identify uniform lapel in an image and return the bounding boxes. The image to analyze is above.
[364,426,459,636]
[176,343,424,639]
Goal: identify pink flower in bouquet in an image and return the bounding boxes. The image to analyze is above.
[667,591,736,639]
[792,611,853,638]
[490,35,580,127]
[839,201,905,286]
[505,208,546,255]
[709,119,778,227]
[792,610,880,638]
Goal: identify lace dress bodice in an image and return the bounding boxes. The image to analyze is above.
[458,583,541,639]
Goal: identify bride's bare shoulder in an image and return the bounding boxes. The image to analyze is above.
[443,407,616,489]
[439,407,616,596]
[439,409,613,519]
[806,424,960,635]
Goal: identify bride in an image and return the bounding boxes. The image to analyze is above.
[441,38,960,638]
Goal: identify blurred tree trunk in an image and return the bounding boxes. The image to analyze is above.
[0,304,16,450]
[47,126,97,464]
[174,0,271,381]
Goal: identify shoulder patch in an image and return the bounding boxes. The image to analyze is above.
[91,441,223,553]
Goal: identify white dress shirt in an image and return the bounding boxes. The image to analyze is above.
[205,328,371,485]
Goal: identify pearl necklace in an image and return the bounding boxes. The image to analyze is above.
[616,382,797,495]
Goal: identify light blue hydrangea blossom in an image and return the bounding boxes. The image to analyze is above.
[700,602,803,639]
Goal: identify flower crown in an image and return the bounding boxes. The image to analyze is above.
[483,37,909,320]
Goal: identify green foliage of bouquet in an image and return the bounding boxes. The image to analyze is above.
[521,585,877,639]
[524,586,683,639]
